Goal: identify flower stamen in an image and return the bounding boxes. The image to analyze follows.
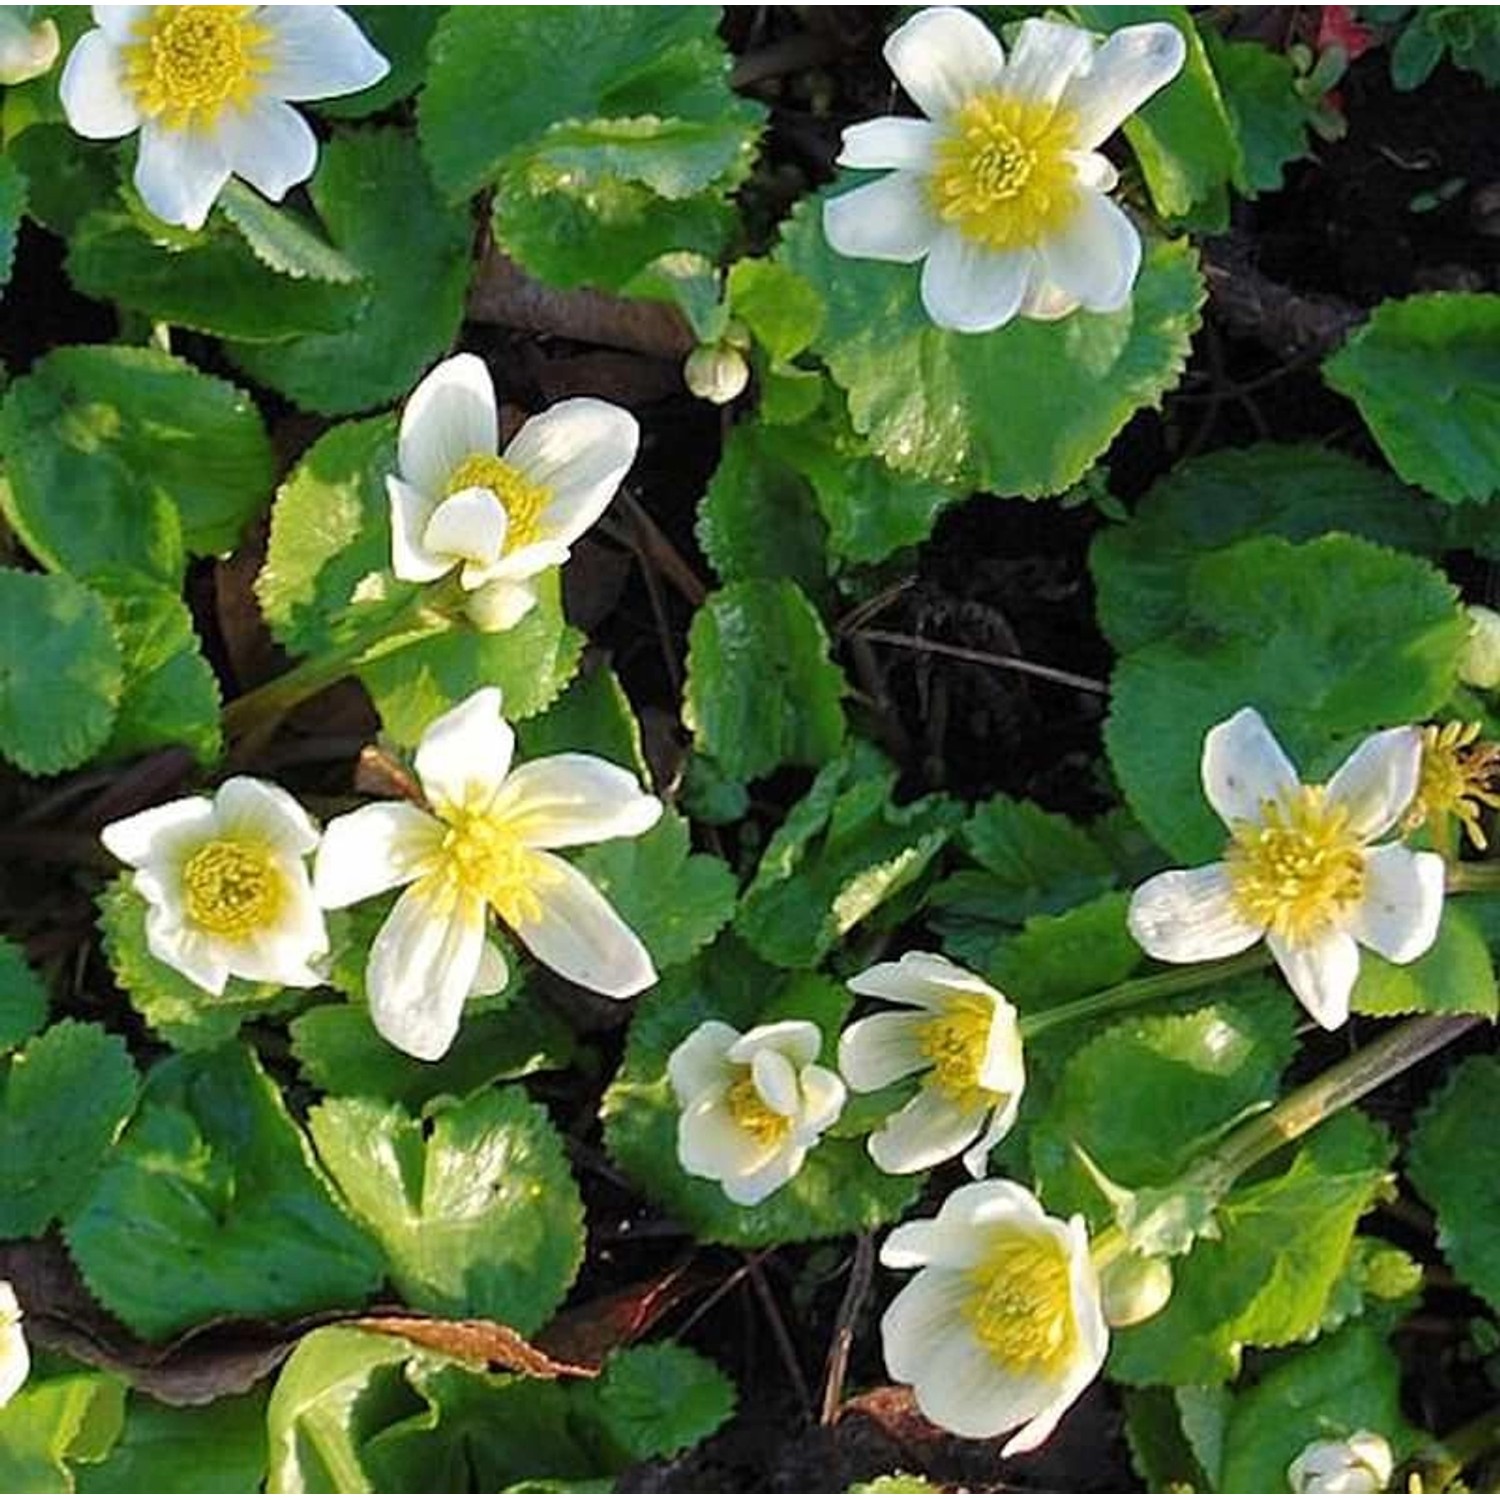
[724,1072,792,1146]
[918,997,996,1110]
[121,6,271,130]
[1405,721,1500,851]
[181,839,281,938]
[964,1231,1077,1374]
[440,813,547,928]
[445,453,551,553]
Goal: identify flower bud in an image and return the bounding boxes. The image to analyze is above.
[0,9,58,85]
[1287,1431,1393,1494]
[684,343,750,406]
[1460,604,1500,690]
[1098,1249,1173,1328]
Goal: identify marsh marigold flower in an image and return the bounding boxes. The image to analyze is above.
[880,1180,1107,1451]
[314,688,660,1062]
[1128,708,1444,1030]
[1288,1431,1394,1494]
[101,776,328,995]
[388,354,639,633]
[839,951,1024,1178]
[0,1281,27,1409]
[669,1019,846,1207]
[823,7,1185,332]
[59,5,388,230]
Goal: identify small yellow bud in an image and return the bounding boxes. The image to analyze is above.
[684,344,750,406]
[1460,604,1500,690]
[1098,1249,1173,1328]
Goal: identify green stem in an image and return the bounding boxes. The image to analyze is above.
[1431,1404,1500,1476]
[1446,861,1500,894]
[1020,950,1269,1040]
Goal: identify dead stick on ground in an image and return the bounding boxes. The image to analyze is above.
[747,1256,815,1420]
[855,628,1108,696]
[820,1233,876,1426]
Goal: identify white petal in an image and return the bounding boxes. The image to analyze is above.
[214,777,320,856]
[880,1267,970,1384]
[367,878,488,1061]
[837,116,938,171]
[678,1092,775,1181]
[387,476,449,584]
[1201,707,1301,827]
[423,486,509,567]
[414,687,514,817]
[508,850,656,998]
[215,97,317,203]
[503,398,639,546]
[978,1001,1025,1095]
[59,30,140,139]
[667,1020,739,1105]
[1019,277,1082,321]
[134,122,230,230]
[1000,18,1096,109]
[1269,927,1361,1030]
[313,802,441,909]
[839,1012,927,1091]
[1325,726,1423,841]
[869,1086,988,1175]
[1062,21,1188,151]
[468,940,509,999]
[884,6,1005,121]
[823,171,940,264]
[752,1047,800,1118]
[729,1020,821,1069]
[93,8,150,44]
[916,1327,1061,1442]
[398,354,499,498]
[847,950,997,1011]
[491,754,661,850]
[144,906,229,996]
[0,1300,28,1409]
[921,232,1035,334]
[798,1064,848,1136]
[1039,189,1140,313]
[258,5,389,100]
[1127,864,1264,962]
[1067,149,1119,193]
[722,1144,807,1207]
[881,1182,1049,1267]
[1348,845,1445,963]
[465,577,541,633]
[961,1092,1022,1179]
[478,538,572,582]
[100,796,214,868]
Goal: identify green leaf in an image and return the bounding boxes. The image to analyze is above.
[0,937,48,1052]
[0,1372,127,1493]
[1090,443,1444,656]
[77,1390,267,1494]
[309,1088,584,1334]
[0,1019,137,1237]
[1409,1053,1500,1314]
[229,129,471,418]
[0,568,122,776]
[1111,1112,1393,1386]
[65,1041,385,1340]
[602,949,920,1247]
[420,8,746,200]
[1073,8,1236,221]
[86,567,222,766]
[1106,534,1466,862]
[0,344,274,580]
[590,1343,735,1461]
[216,179,363,282]
[734,745,960,969]
[358,572,585,742]
[1029,985,1298,1222]
[66,210,363,341]
[682,578,846,782]
[1352,904,1498,1019]
[292,1001,573,1112]
[0,154,24,293]
[1204,32,1313,195]
[575,811,737,972]
[1218,1324,1414,1492]
[516,661,649,779]
[315,6,440,120]
[989,890,1145,1008]
[1324,292,1500,504]
[781,201,1203,495]
[97,878,294,1051]
[728,259,824,363]
[6,123,117,238]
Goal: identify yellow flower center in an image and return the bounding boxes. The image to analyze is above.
[181,838,281,938]
[928,93,1081,251]
[440,811,549,929]
[724,1070,792,1147]
[918,996,997,1111]
[121,7,271,131]
[965,1230,1077,1374]
[1406,721,1500,852]
[1226,786,1365,945]
[445,453,551,554]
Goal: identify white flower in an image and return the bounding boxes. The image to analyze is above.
[101,776,328,995]
[0,1281,27,1409]
[1127,708,1445,1031]
[59,6,388,231]
[314,687,661,1062]
[839,951,1024,1178]
[0,7,59,85]
[669,1019,847,1207]
[823,7,1185,333]
[880,1179,1107,1452]
[1288,1432,1394,1494]
[387,354,639,633]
